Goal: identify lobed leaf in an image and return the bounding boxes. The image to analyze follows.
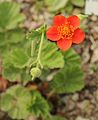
[7,28,25,44]
[26,31,64,69]
[0,28,25,46]
[41,39,64,69]
[29,90,50,117]
[63,48,81,68]
[0,2,25,31]
[3,66,21,82]
[2,50,31,83]
[29,39,64,69]
[0,85,32,119]
[10,48,30,69]
[0,85,50,119]
[50,66,85,94]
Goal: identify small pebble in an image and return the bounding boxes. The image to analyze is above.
[76,116,90,120]
[72,93,79,101]
[77,100,91,110]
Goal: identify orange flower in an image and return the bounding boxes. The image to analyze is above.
[46,15,85,51]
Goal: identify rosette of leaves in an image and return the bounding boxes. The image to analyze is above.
[0,1,25,57]
[0,85,50,119]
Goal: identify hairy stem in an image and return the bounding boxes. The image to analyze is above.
[31,41,35,57]
[36,31,44,68]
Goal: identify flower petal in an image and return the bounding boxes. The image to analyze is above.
[67,15,80,28]
[53,15,67,26]
[72,28,85,44]
[57,38,72,51]
[46,26,60,41]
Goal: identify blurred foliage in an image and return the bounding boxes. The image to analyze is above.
[0,85,32,119]
[0,1,30,84]
[0,85,50,119]
[45,0,69,12]
[0,1,25,58]
[0,2,25,31]
[70,0,85,7]
[44,0,85,13]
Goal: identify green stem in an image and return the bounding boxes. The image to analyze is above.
[31,41,35,57]
[36,31,44,68]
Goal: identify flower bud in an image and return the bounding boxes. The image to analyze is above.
[30,67,41,80]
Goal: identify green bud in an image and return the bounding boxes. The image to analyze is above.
[30,67,41,80]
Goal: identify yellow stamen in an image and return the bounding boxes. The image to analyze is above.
[57,24,74,39]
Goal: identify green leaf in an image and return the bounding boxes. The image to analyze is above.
[71,0,85,7]
[41,40,64,69]
[21,69,32,84]
[26,34,64,69]
[0,44,8,58]
[47,115,67,120]
[2,49,31,83]
[0,28,25,46]
[7,28,25,44]
[0,29,25,46]
[10,48,30,68]
[0,32,5,46]
[63,48,81,68]
[50,66,85,93]
[3,65,21,82]
[2,57,19,82]
[45,0,53,6]
[26,25,47,41]
[2,47,31,82]
[45,0,68,12]
[29,90,50,117]
[32,38,64,69]
[0,85,32,119]
[0,2,25,31]
[0,94,13,111]
[65,2,73,14]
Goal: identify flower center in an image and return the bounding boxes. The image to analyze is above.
[57,25,74,39]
